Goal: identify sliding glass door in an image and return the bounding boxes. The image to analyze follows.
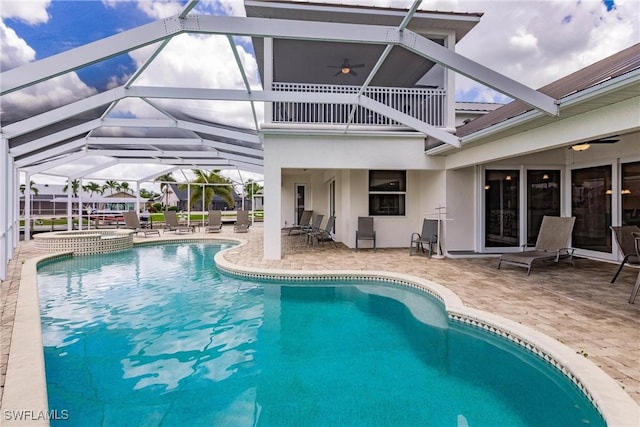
[484,170,520,248]
[527,170,561,246]
[571,165,612,253]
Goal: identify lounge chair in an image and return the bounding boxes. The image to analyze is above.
[122,211,160,237]
[288,210,313,235]
[609,225,640,283]
[234,210,250,233]
[410,219,439,258]
[497,216,575,275]
[355,216,376,252]
[630,232,640,304]
[308,215,336,246]
[205,210,223,233]
[164,211,194,234]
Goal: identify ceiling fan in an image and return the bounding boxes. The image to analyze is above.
[328,58,364,76]
[569,136,619,151]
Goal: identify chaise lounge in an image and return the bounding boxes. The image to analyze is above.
[497,216,575,275]
[123,211,161,237]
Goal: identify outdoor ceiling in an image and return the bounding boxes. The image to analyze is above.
[1,0,562,184]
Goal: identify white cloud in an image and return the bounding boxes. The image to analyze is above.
[121,32,263,128]
[136,0,185,19]
[447,0,639,101]
[0,0,51,25]
[0,20,36,70]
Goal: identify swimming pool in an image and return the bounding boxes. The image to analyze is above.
[34,242,611,426]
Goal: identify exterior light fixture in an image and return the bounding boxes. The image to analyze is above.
[605,189,613,195]
[570,143,591,151]
[621,189,631,195]
[505,175,512,181]
[542,174,550,180]
[484,185,490,190]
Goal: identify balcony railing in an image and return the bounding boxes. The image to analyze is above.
[271,82,446,127]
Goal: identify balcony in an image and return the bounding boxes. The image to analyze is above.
[271,83,446,128]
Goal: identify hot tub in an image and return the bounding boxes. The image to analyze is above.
[33,229,134,255]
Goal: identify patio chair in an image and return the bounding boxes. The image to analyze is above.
[308,215,336,247]
[497,216,575,275]
[304,214,324,243]
[609,225,640,284]
[205,210,223,233]
[630,232,640,304]
[234,210,250,233]
[164,211,194,234]
[355,216,376,252]
[288,210,313,235]
[409,218,439,258]
[122,211,161,237]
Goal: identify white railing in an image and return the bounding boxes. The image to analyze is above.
[271,82,446,127]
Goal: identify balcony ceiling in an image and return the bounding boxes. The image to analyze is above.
[246,0,478,87]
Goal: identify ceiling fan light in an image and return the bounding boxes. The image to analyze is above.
[571,143,591,151]
[341,67,350,74]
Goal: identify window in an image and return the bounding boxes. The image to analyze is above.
[369,170,406,216]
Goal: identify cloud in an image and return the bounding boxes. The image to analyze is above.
[0,0,51,25]
[0,20,36,70]
[119,32,263,128]
[448,0,639,101]
[136,0,185,19]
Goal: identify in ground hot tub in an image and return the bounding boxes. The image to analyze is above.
[34,229,134,255]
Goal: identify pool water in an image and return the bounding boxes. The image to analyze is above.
[38,243,604,426]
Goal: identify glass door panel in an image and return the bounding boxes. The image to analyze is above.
[485,170,520,248]
[295,184,306,225]
[571,165,612,252]
[527,170,561,246]
[621,161,640,226]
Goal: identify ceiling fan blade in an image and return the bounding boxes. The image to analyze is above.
[351,64,365,68]
[334,70,342,76]
[349,69,358,76]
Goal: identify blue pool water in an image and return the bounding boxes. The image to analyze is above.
[37,243,605,426]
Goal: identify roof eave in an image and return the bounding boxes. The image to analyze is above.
[425,68,640,156]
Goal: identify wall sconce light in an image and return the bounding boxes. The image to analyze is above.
[505,175,512,181]
[570,143,591,151]
[484,185,490,190]
[621,189,632,195]
[542,173,550,180]
[605,189,613,195]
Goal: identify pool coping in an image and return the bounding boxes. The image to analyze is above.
[1,238,638,426]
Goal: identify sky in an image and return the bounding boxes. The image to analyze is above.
[1,0,639,190]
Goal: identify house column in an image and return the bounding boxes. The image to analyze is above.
[445,32,456,130]
[263,139,281,260]
[0,141,7,281]
[24,171,31,240]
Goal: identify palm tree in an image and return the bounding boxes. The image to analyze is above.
[63,179,80,197]
[103,180,119,195]
[180,170,234,210]
[19,180,39,196]
[155,173,176,211]
[84,181,103,197]
[244,179,263,199]
[120,181,132,194]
